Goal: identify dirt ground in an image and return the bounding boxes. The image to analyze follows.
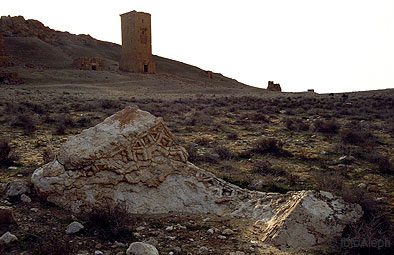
[0,80,393,254]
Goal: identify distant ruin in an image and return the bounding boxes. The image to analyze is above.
[0,34,10,67]
[267,81,282,92]
[0,72,19,85]
[119,11,156,74]
[73,57,105,71]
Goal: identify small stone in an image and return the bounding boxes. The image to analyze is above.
[144,237,158,247]
[20,194,31,203]
[136,226,145,231]
[198,247,209,254]
[222,228,234,236]
[126,242,159,255]
[218,235,227,239]
[230,252,246,255]
[66,221,84,234]
[0,206,15,225]
[376,197,388,204]
[173,247,182,254]
[5,180,30,197]
[358,183,367,189]
[165,226,174,231]
[30,208,39,212]
[94,251,104,255]
[112,241,126,248]
[0,232,18,244]
[207,228,214,234]
[8,166,18,170]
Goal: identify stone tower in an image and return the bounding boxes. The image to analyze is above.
[119,11,156,73]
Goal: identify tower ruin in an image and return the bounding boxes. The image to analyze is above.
[119,11,156,73]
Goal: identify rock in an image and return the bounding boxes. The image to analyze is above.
[358,183,367,189]
[230,252,245,255]
[30,208,39,212]
[112,241,126,248]
[222,228,234,236]
[136,226,145,231]
[207,228,214,234]
[0,206,15,224]
[339,155,355,164]
[376,197,388,204]
[126,242,159,255]
[165,226,174,232]
[144,237,158,247]
[0,231,18,244]
[31,106,363,249]
[94,251,104,255]
[65,221,84,234]
[198,247,209,254]
[20,194,31,203]
[218,235,227,240]
[5,180,30,197]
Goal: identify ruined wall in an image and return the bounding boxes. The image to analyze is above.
[73,57,105,71]
[267,81,282,92]
[0,72,19,85]
[0,34,10,67]
[119,11,156,73]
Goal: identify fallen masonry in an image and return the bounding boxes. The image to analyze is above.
[31,106,363,249]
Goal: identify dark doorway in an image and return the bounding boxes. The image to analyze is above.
[91,65,97,71]
[144,64,148,73]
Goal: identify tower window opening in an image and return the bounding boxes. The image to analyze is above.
[144,64,148,73]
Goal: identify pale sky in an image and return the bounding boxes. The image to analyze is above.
[2,0,394,93]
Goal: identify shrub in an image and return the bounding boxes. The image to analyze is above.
[211,145,234,160]
[252,160,287,176]
[340,128,376,146]
[194,137,212,146]
[226,132,238,140]
[83,205,134,242]
[252,137,292,157]
[368,153,394,174]
[314,119,340,133]
[0,139,18,165]
[184,143,198,163]
[42,148,55,164]
[283,117,309,131]
[11,114,36,135]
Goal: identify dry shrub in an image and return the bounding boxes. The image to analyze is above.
[284,117,309,131]
[11,114,36,135]
[340,128,376,146]
[0,139,18,166]
[314,119,340,133]
[42,148,55,164]
[252,137,292,157]
[252,159,287,176]
[84,205,134,242]
[211,145,234,160]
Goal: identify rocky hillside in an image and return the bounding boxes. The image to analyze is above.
[0,15,251,89]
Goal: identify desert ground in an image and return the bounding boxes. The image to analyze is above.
[1,16,394,255]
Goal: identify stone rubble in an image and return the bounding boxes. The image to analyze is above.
[31,106,363,249]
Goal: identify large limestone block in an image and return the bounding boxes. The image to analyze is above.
[31,106,362,248]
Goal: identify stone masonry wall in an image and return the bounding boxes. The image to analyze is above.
[119,11,156,73]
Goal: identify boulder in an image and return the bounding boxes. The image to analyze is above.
[31,106,363,248]
[126,242,159,255]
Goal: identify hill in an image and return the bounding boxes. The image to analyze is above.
[0,15,262,95]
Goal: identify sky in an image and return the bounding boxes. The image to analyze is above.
[2,0,394,93]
